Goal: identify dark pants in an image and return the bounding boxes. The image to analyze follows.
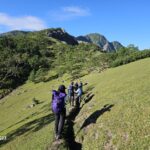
[54,108,66,136]
[69,94,74,106]
[75,95,81,107]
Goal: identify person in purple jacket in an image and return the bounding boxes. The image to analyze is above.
[51,85,67,140]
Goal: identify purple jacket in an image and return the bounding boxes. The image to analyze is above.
[51,90,66,113]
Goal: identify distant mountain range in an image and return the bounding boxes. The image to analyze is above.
[0,28,124,52]
[76,33,123,52]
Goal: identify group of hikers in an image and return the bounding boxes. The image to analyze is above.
[68,81,83,107]
[51,81,84,140]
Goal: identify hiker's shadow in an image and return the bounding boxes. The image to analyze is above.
[83,93,95,104]
[63,92,95,150]
[80,104,114,131]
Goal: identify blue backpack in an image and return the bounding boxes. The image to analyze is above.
[51,90,66,113]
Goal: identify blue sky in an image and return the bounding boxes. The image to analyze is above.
[0,0,150,49]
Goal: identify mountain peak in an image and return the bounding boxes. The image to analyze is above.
[0,30,30,36]
[0,28,78,45]
[42,28,78,45]
[76,33,123,52]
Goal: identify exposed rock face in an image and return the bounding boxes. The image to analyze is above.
[46,28,78,45]
[76,36,91,43]
[76,33,124,52]
[111,41,124,51]
[87,33,108,48]
[103,42,115,52]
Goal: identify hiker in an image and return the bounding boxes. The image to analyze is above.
[51,85,67,140]
[74,82,78,91]
[74,82,78,104]
[68,82,75,106]
[79,81,88,94]
[79,81,83,93]
[75,83,83,107]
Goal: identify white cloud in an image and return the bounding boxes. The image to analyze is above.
[0,12,46,31]
[63,6,90,16]
[51,6,91,21]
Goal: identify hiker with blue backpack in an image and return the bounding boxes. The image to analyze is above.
[75,83,83,107]
[51,85,67,140]
[79,81,83,93]
[68,82,75,106]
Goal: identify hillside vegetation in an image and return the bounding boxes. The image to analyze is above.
[0,28,102,98]
[1,28,150,100]
[0,58,150,150]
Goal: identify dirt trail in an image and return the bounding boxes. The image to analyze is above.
[48,92,94,150]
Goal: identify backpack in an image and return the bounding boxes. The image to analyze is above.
[77,87,82,96]
[51,90,66,113]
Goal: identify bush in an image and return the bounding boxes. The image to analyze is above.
[109,48,150,67]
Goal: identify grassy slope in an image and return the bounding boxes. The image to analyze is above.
[0,74,70,150]
[74,58,150,150]
[0,58,150,150]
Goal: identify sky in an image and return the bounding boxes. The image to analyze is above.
[0,0,150,49]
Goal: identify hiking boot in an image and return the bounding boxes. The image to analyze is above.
[55,134,58,140]
[56,134,61,140]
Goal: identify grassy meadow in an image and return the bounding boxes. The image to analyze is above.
[0,58,150,150]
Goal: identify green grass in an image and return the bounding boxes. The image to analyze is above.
[74,58,150,150]
[0,75,70,150]
[0,58,150,150]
